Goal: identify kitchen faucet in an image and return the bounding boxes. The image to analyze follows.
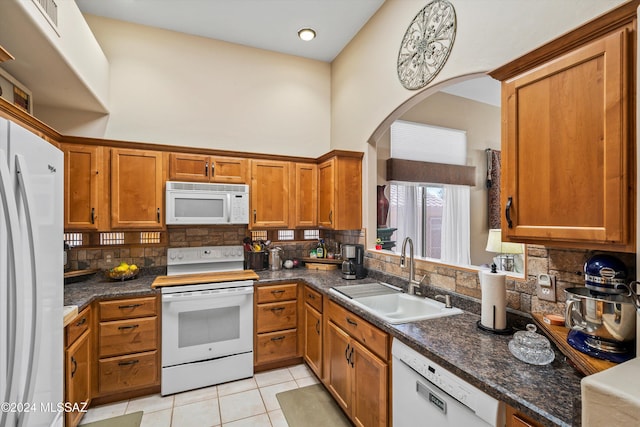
[400,237,419,295]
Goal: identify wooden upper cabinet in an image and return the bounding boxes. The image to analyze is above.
[292,162,317,228]
[212,156,248,184]
[250,159,290,228]
[318,155,362,230]
[110,148,165,229]
[62,144,103,230]
[493,15,636,252]
[169,153,248,184]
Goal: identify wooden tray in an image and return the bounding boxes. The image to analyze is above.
[63,269,100,279]
[300,257,343,265]
[531,312,617,375]
[305,263,338,271]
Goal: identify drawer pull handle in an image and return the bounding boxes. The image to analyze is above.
[346,317,358,327]
[307,293,316,300]
[70,356,77,378]
[75,317,87,327]
[118,360,139,366]
[270,307,285,313]
[271,289,286,295]
[118,304,143,309]
[118,324,139,330]
[270,336,285,342]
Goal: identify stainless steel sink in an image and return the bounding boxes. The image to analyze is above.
[330,282,462,324]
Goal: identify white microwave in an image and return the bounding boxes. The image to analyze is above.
[166,181,249,225]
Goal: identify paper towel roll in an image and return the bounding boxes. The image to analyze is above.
[480,269,507,330]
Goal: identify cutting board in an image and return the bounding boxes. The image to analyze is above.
[152,270,259,288]
[532,312,617,375]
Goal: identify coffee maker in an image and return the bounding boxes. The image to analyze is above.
[341,244,366,280]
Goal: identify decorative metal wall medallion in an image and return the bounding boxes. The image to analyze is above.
[397,0,457,90]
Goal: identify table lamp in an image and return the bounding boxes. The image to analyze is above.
[485,229,524,272]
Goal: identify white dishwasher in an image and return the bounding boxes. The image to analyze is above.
[392,339,504,427]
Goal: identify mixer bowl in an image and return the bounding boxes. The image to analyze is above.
[564,287,636,343]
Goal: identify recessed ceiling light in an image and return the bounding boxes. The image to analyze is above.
[298,28,316,41]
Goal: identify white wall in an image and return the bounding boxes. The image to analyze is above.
[329,0,626,245]
[43,15,332,158]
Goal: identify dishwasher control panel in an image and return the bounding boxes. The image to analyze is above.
[392,339,473,405]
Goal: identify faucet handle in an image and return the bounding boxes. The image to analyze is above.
[435,294,452,309]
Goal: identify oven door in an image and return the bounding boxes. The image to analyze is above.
[162,283,253,367]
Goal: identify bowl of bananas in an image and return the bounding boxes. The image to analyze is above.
[106,262,139,281]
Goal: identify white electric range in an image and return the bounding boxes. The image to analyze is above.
[160,245,255,395]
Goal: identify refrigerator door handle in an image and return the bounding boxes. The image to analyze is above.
[0,149,24,427]
[14,154,41,427]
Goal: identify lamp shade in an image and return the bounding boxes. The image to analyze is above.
[485,229,503,253]
[485,229,524,254]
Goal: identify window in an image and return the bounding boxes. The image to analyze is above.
[389,183,470,265]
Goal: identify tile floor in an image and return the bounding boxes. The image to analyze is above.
[79,364,320,427]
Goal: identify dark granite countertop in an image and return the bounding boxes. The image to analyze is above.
[63,268,162,309]
[64,266,582,426]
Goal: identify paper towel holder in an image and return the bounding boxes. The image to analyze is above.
[477,264,513,335]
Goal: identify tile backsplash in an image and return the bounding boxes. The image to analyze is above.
[366,245,636,316]
[66,226,366,271]
[67,224,629,319]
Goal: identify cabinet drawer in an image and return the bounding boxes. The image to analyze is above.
[304,286,323,312]
[256,283,297,303]
[99,317,157,358]
[99,296,157,321]
[328,301,388,360]
[256,301,297,333]
[66,306,91,347]
[255,329,298,364]
[98,351,158,394]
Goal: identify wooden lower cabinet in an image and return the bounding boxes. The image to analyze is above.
[303,285,323,378]
[64,307,92,427]
[98,351,159,395]
[506,405,546,427]
[254,282,302,370]
[92,295,160,404]
[325,301,389,427]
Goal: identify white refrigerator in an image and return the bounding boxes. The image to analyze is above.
[0,117,63,427]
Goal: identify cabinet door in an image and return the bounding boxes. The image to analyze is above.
[62,144,101,230]
[168,153,209,182]
[292,163,317,227]
[65,330,90,427]
[326,321,352,414]
[317,159,335,228]
[250,160,290,228]
[111,148,164,229]
[506,405,545,427]
[502,29,631,248]
[211,156,248,184]
[304,303,322,378]
[352,340,387,427]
